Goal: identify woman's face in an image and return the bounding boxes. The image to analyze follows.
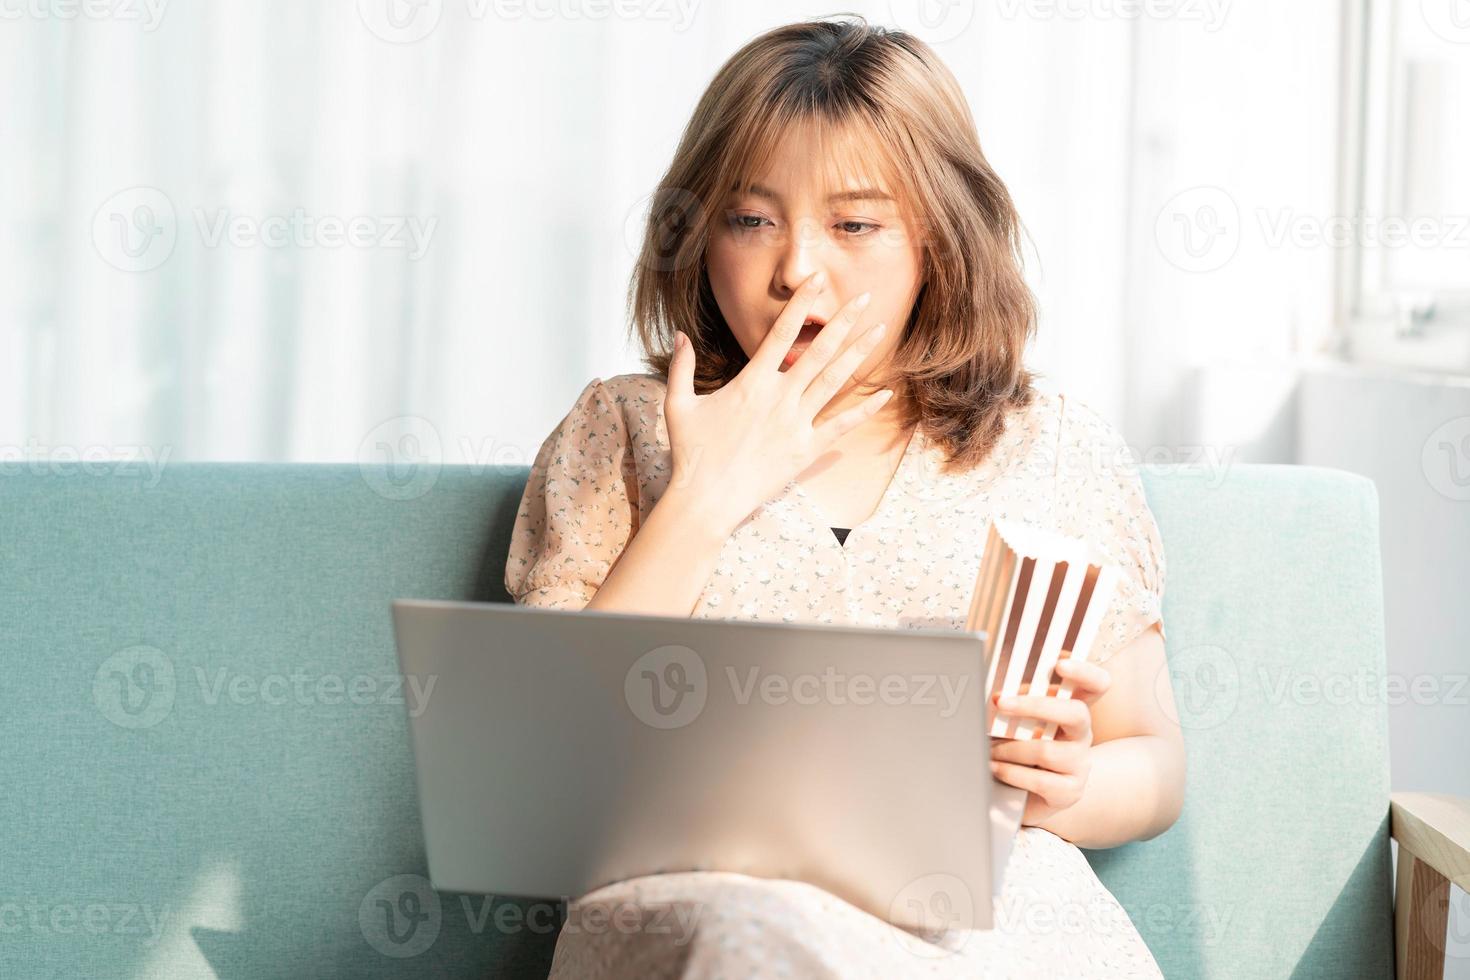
[705,128,923,382]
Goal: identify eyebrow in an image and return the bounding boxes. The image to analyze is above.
[734,182,895,206]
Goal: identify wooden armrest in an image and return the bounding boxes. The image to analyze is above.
[1391,792,1470,980]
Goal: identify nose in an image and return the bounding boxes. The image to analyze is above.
[773,216,828,298]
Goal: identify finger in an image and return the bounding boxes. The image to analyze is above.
[748,269,826,375]
[812,387,894,447]
[995,694,1091,740]
[800,321,888,421]
[665,330,695,410]
[783,287,873,392]
[1053,657,1111,702]
[990,760,1068,801]
[989,736,1079,772]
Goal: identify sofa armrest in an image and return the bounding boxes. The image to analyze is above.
[1391,792,1470,980]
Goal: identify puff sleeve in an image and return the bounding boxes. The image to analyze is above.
[504,377,639,610]
[1051,396,1168,665]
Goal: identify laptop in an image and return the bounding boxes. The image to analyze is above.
[390,599,1027,934]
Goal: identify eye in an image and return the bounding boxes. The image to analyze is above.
[726,212,770,231]
[724,213,880,238]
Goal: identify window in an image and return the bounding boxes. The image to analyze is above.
[1340,0,1470,370]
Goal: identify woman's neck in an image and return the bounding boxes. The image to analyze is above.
[819,386,916,451]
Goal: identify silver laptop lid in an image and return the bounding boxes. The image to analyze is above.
[392,599,1010,933]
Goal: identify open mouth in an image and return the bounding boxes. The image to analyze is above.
[783,315,828,366]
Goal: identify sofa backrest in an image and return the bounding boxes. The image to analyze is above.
[0,462,1393,979]
[1084,464,1394,979]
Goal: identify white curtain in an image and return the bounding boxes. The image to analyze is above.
[2,0,1330,465]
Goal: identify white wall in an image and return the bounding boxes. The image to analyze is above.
[1298,362,1470,976]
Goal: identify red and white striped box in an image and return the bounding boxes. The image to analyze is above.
[965,518,1120,741]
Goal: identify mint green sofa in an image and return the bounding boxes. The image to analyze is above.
[3,461,1463,978]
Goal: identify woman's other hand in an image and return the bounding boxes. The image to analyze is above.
[988,657,1112,828]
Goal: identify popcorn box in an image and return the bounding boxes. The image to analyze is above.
[965,518,1120,741]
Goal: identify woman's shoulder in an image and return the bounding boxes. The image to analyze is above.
[551,374,669,459]
[965,386,1140,501]
[1007,386,1134,463]
[572,373,666,428]
[595,372,668,403]
[1023,389,1153,539]
[566,373,666,405]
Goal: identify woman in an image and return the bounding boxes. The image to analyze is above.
[504,15,1184,978]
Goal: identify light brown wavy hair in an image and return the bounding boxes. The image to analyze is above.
[627,14,1039,474]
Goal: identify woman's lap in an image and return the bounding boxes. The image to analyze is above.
[548,829,1164,979]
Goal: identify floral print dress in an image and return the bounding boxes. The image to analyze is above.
[504,373,1168,979]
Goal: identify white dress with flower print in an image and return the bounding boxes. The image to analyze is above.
[504,373,1168,979]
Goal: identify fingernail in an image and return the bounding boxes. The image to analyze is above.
[809,270,826,289]
[855,291,871,309]
[674,331,685,350]
[998,696,1016,708]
